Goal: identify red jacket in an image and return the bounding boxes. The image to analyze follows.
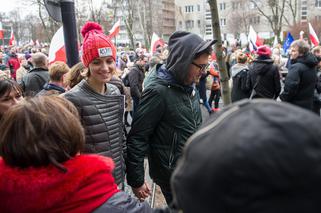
[7,56,20,80]
[209,63,220,91]
[0,155,119,213]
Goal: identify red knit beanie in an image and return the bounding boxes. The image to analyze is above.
[81,22,116,67]
[256,45,272,57]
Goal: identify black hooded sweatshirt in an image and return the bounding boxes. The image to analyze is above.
[280,52,318,110]
[248,55,281,99]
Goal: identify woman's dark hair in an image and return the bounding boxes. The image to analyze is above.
[0,96,85,172]
[0,79,22,98]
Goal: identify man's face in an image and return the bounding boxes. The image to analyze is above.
[184,53,209,85]
[290,46,300,60]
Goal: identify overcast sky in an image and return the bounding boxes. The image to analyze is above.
[0,0,107,14]
[1,0,20,13]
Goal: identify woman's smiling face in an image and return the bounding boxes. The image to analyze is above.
[88,56,115,84]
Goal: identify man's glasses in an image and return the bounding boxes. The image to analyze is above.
[191,62,209,72]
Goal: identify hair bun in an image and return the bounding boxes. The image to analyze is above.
[81,22,103,38]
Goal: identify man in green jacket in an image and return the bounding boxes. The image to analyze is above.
[126,31,216,204]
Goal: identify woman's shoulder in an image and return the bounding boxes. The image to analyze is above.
[106,83,121,95]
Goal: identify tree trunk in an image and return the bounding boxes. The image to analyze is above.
[208,0,231,105]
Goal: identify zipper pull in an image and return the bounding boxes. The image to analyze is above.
[192,89,195,97]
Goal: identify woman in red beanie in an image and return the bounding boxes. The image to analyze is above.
[0,96,151,213]
[64,22,126,186]
[248,45,281,99]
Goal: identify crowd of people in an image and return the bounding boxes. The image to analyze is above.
[1,20,321,212]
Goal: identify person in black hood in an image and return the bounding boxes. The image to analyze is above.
[126,31,216,205]
[248,45,281,99]
[280,40,319,111]
[170,99,321,213]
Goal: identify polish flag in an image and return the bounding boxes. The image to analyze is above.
[0,22,4,40]
[248,25,263,52]
[150,32,164,54]
[29,39,35,46]
[299,31,304,40]
[35,39,40,47]
[108,19,120,39]
[48,26,66,64]
[9,28,15,46]
[308,22,320,47]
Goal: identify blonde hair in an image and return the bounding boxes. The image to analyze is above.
[236,53,248,64]
[49,61,70,82]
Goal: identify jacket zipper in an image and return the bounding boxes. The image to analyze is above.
[188,92,197,129]
[169,132,178,168]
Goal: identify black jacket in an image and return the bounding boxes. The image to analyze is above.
[21,67,49,96]
[280,53,318,110]
[128,64,145,99]
[248,56,281,99]
[64,80,126,185]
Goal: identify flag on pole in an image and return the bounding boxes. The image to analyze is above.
[150,32,164,54]
[48,26,66,64]
[0,22,4,40]
[308,22,320,47]
[283,32,294,54]
[299,31,304,40]
[29,39,35,46]
[248,25,263,52]
[273,36,278,48]
[9,27,15,46]
[108,19,120,39]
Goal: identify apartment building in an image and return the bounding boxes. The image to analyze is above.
[175,0,321,44]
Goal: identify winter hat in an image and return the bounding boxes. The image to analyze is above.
[81,22,116,67]
[256,45,272,57]
[171,99,321,213]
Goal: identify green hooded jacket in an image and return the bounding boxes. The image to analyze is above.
[126,31,216,187]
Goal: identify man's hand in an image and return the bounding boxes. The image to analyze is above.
[132,182,151,201]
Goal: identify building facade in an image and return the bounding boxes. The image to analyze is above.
[175,0,321,45]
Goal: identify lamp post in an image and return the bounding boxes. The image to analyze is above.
[44,0,79,67]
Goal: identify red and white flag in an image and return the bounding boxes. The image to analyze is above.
[48,26,66,64]
[35,39,40,47]
[108,19,120,39]
[308,22,320,47]
[9,28,15,46]
[248,25,263,52]
[150,32,164,54]
[29,39,34,46]
[0,22,4,40]
[300,31,304,40]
